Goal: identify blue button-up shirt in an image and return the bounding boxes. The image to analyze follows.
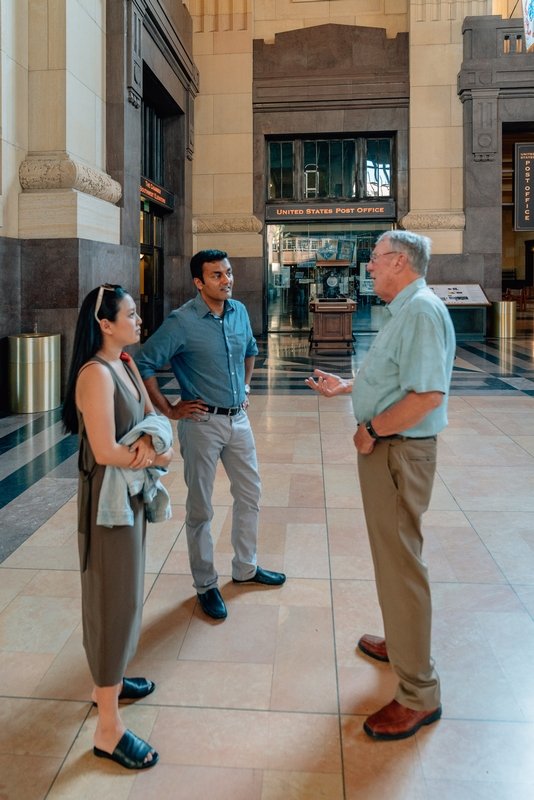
[135,294,258,408]
[352,278,456,437]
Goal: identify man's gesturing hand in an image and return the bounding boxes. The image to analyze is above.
[305,369,353,397]
[167,399,209,420]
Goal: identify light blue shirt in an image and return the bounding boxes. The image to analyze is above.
[135,294,258,408]
[352,278,456,437]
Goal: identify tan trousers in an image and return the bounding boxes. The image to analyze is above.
[358,436,441,711]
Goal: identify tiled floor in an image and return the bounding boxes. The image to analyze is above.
[1,333,534,799]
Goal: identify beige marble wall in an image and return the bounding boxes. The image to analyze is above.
[19,0,119,242]
[403,0,505,254]
[191,4,262,259]
[0,0,29,238]
[252,0,408,43]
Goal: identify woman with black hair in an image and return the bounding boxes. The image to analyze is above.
[63,284,173,770]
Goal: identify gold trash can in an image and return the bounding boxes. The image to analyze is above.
[491,301,516,338]
[8,334,61,413]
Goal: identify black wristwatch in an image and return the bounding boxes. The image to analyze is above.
[365,420,380,440]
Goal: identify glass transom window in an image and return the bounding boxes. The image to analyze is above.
[268,137,393,202]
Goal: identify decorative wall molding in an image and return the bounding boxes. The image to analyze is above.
[127,0,147,109]
[399,212,466,230]
[190,0,248,34]
[413,0,491,24]
[19,153,123,204]
[193,215,262,234]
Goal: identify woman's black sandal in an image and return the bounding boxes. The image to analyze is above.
[94,729,159,769]
[118,677,156,701]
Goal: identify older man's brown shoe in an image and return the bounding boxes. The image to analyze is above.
[363,699,442,740]
[357,634,389,662]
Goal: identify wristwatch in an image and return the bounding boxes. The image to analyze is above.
[244,384,251,395]
[365,420,380,440]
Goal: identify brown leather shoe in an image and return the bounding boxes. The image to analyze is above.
[363,699,442,740]
[357,634,389,662]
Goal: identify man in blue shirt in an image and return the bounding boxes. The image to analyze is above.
[306,231,455,741]
[135,250,285,620]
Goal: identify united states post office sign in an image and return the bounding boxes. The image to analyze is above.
[265,201,396,221]
[515,144,534,231]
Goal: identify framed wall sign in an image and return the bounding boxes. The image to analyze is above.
[427,284,491,306]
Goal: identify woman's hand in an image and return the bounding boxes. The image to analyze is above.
[154,447,174,468]
[129,433,157,469]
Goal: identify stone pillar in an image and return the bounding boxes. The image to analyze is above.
[19,0,121,243]
[400,0,493,249]
[190,0,263,331]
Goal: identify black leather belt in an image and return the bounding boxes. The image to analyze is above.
[205,405,241,416]
[390,434,437,441]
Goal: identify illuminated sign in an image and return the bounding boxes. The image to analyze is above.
[140,177,174,210]
[265,201,395,221]
[515,144,534,231]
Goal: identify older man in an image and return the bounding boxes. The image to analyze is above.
[135,250,285,621]
[306,231,455,740]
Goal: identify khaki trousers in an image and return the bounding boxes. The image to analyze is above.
[358,436,440,711]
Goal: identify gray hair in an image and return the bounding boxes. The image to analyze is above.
[376,230,432,277]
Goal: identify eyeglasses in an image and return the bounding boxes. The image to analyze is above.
[369,251,398,264]
[94,284,120,322]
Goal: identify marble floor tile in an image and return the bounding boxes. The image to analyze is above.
[30,634,94,702]
[0,567,38,612]
[288,473,325,507]
[341,714,429,800]
[0,697,89,757]
[150,707,342,772]
[136,574,197,661]
[437,466,534,511]
[1,544,80,570]
[425,779,534,800]
[20,569,82,597]
[417,719,534,783]
[0,754,64,800]
[324,464,362,508]
[224,577,331,607]
[510,435,534,456]
[331,580,384,668]
[125,657,273,709]
[338,662,400,715]
[283,523,330,579]
[178,603,280,664]
[130,764,263,800]
[270,605,338,713]
[0,594,81,653]
[0,651,57,697]
[512,584,534,615]
[261,770,344,800]
[437,435,534,467]
[24,500,78,547]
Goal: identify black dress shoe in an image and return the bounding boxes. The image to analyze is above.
[197,588,227,619]
[233,566,286,586]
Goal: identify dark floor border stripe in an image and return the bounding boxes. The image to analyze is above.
[0,408,63,457]
[0,435,78,510]
[481,341,534,366]
[458,344,529,372]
